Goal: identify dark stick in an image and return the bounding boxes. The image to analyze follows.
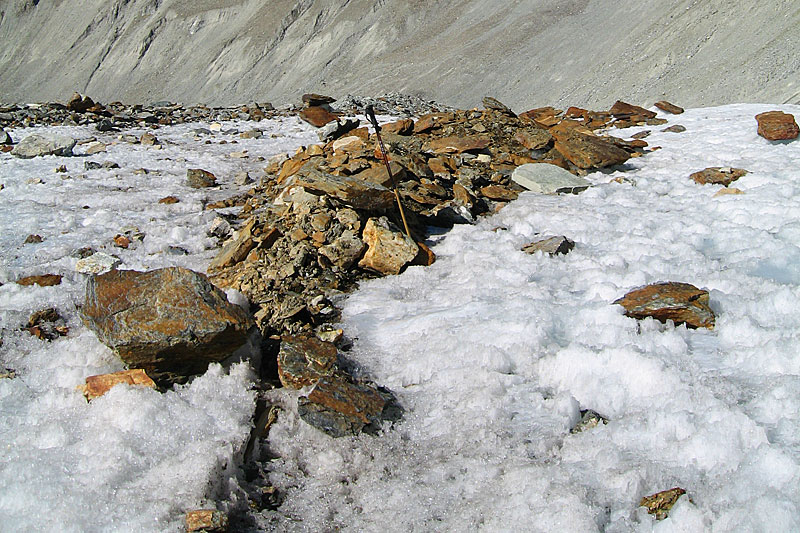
[365,105,412,238]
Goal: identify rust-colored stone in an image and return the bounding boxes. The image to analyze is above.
[609,100,657,119]
[78,369,157,401]
[292,169,396,211]
[299,106,338,128]
[158,196,179,204]
[277,335,338,389]
[185,509,228,532]
[16,274,62,287]
[514,129,553,150]
[654,101,684,114]
[639,487,687,520]
[755,111,799,141]
[359,216,419,275]
[413,112,454,133]
[614,282,715,329]
[381,119,414,135]
[690,167,748,187]
[298,375,387,437]
[113,235,130,249]
[479,185,519,201]
[550,122,630,169]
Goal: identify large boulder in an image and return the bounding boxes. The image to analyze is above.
[81,267,254,385]
[11,133,76,158]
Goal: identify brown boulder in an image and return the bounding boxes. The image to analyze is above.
[381,119,414,135]
[297,375,387,437]
[302,93,336,107]
[16,274,62,287]
[654,101,684,114]
[299,106,338,128]
[186,168,217,188]
[614,282,715,329]
[185,509,228,533]
[550,122,630,169]
[81,267,254,385]
[690,167,747,187]
[514,129,553,150]
[67,92,95,113]
[609,100,657,119]
[755,111,799,141]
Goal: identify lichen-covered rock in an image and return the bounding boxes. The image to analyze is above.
[614,282,715,329]
[81,267,253,385]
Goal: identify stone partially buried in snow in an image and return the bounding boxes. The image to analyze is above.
[512,163,590,194]
[614,282,715,329]
[81,267,254,385]
[522,235,575,256]
[186,168,217,188]
[11,133,76,158]
[297,375,387,437]
[75,252,121,275]
[78,369,157,401]
[755,111,799,141]
[359,216,419,275]
[690,167,748,187]
[639,487,687,520]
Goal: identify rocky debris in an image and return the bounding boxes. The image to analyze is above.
[11,133,76,158]
[512,163,590,194]
[159,195,179,204]
[187,168,217,188]
[614,282,715,329]
[75,252,121,275]
[522,235,574,256]
[654,101,684,114]
[755,111,799,141]
[24,307,68,340]
[0,367,16,380]
[302,93,336,107]
[67,92,95,113]
[359,217,419,275]
[185,509,229,533]
[550,121,631,169]
[571,409,608,433]
[208,219,261,271]
[639,487,687,520]
[81,267,254,385]
[16,274,62,286]
[332,93,455,118]
[78,369,157,401]
[292,169,396,211]
[690,167,747,187]
[482,96,515,116]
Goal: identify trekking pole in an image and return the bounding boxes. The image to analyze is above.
[365,105,412,238]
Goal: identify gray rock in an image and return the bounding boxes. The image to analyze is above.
[0,128,11,145]
[318,118,360,142]
[81,267,254,385]
[11,133,76,158]
[75,252,122,275]
[297,375,387,438]
[292,169,395,211]
[522,235,575,256]
[277,335,338,389]
[319,230,365,269]
[511,163,590,194]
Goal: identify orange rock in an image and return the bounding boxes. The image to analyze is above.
[158,196,179,204]
[78,369,157,400]
[412,241,437,266]
[113,235,130,249]
[654,100,684,114]
[381,118,414,135]
[755,111,799,141]
[690,167,747,187]
[480,185,519,201]
[16,274,62,287]
[614,282,715,329]
[185,509,228,532]
[609,100,657,119]
[299,106,338,127]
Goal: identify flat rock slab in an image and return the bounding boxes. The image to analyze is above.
[16,274,62,286]
[11,133,76,158]
[424,135,490,154]
[186,168,217,188]
[78,369,156,401]
[512,163,590,194]
[690,167,747,186]
[654,101,684,114]
[755,111,799,141]
[299,106,338,127]
[614,282,715,329]
[278,335,338,389]
[297,375,387,438]
[551,122,630,169]
[81,267,253,385]
[292,168,395,211]
[522,235,574,256]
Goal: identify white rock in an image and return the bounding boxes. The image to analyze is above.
[75,252,121,275]
[511,163,591,194]
[11,133,76,158]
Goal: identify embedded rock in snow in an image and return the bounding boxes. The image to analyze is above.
[16,274,62,286]
[25,307,69,340]
[297,375,387,438]
[140,132,159,146]
[359,216,419,275]
[512,163,590,194]
[639,487,687,520]
[654,100,685,114]
[11,133,76,158]
[0,128,11,145]
[81,267,254,385]
[277,335,338,389]
[690,167,748,187]
[66,92,95,112]
[614,282,715,329]
[755,111,799,141]
[292,169,395,211]
[75,252,121,275]
[78,369,157,401]
[522,235,574,256]
[571,409,608,433]
[662,124,686,133]
[299,106,338,128]
[186,168,217,188]
[319,230,366,269]
[185,509,229,533]
[550,122,630,169]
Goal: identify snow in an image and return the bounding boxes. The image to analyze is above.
[2,104,800,531]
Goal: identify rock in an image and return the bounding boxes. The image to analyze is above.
[755,111,799,141]
[24,234,43,244]
[0,128,12,144]
[66,92,95,112]
[512,163,591,194]
[158,195,179,204]
[234,171,252,185]
[424,135,490,154]
[186,168,217,188]
[209,219,259,271]
[479,184,518,201]
[81,267,254,385]
[522,235,574,255]
[318,117,360,142]
[352,161,406,188]
[302,93,336,107]
[514,129,553,150]
[185,509,228,533]
[297,375,387,437]
[639,488,687,520]
[25,307,68,340]
[96,119,116,132]
[299,106,338,127]
[78,369,157,401]
[571,409,608,433]
[292,169,396,211]
[482,96,515,115]
[690,167,747,186]
[277,335,338,389]
[139,132,159,146]
[75,252,121,275]
[16,274,62,286]
[0,368,16,380]
[550,123,630,169]
[381,118,414,135]
[609,100,657,119]
[332,135,365,153]
[662,124,686,133]
[85,141,107,154]
[654,101,684,114]
[11,133,76,158]
[713,187,744,197]
[359,217,419,275]
[614,282,715,329]
[239,129,262,139]
[319,230,366,269]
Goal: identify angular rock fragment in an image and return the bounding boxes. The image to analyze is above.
[81,267,254,385]
[302,93,336,107]
[522,235,574,256]
[11,133,76,158]
[297,375,387,437]
[292,169,395,211]
[661,124,686,133]
[479,184,519,201]
[299,106,338,127]
[690,167,747,187]
[550,123,630,169]
[609,100,657,119]
[186,168,217,188]
[512,163,590,194]
[654,101,684,114]
[614,282,715,329]
[381,118,414,135]
[755,111,799,141]
[75,252,121,275]
[639,487,687,520]
[185,509,228,533]
[16,274,62,287]
[208,219,258,271]
[359,217,419,275]
[571,409,608,433]
[67,92,95,112]
[78,369,157,401]
[319,230,366,269]
[514,129,553,150]
[277,335,338,389]
[482,96,515,115]
[24,307,68,340]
